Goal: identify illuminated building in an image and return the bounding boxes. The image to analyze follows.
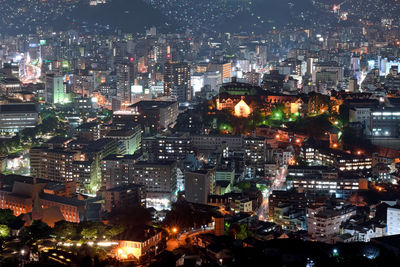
[72,160,97,193]
[45,74,66,104]
[288,176,362,199]
[116,63,132,105]
[129,161,177,210]
[163,61,191,98]
[387,204,400,236]
[244,137,267,177]
[216,78,265,110]
[272,204,306,230]
[106,126,142,155]
[301,144,372,172]
[307,205,356,243]
[185,167,216,204]
[75,122,101,141]
[349,106,372,127]
[191,135,243,151]
[116,226,162,260]
[234,99,251,117]
[74,96,95,112]
[0,175,86,223]
[0,103,39,133]
[222,62,232,82]
[101,154,143,190]
[0,77,22,96]
[30,147,80,183]
[268,190,308,221]
[312,62,344,86]
[101,157,176,210]
[245,70,260,86]
[370,108,400,138]
[142,133,193,162]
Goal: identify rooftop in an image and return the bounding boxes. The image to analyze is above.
[0,103,37,113]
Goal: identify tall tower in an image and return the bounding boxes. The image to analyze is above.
[163,61,191,102]
[45,73,66,104]
[116,63,132,104]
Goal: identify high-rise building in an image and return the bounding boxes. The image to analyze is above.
[101,157,177,210]
[116,63,132,104]
[30,147,80,183]
[244,137,267,177]
[185,167,216,204]
[45,73,66,104]
[163,61,191,101]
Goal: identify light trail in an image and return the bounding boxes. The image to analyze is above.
[257,165,287,221]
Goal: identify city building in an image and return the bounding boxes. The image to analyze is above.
[103,184,146,213]
[387,204,400,236]
[0,103,39,133]
[127,100,179,133]
[45,73,66,104]
[307,205,356,243]
[163,61,191,101]
[185,167,216,204]
[142,133,193,162]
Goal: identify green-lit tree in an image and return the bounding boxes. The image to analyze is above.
[54,221,77,240]
[80,227,98,240]
[0,224,10,238]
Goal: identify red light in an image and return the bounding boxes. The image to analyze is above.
[167,54,171,59]
[130,57,134,62]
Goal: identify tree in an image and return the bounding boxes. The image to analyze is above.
[0,224,10,238]
[103,225,124,239]
[54,221,77,240]
[81,227,98,240]
[0,209,16,225]
[20,220,52,244]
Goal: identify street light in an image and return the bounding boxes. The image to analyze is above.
[172,227,178,233]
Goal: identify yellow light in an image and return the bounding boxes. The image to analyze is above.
[172,228,178,233]
[234,99,251,117]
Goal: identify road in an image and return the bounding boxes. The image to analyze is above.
[166,227,214,251]
[257,165,288,221]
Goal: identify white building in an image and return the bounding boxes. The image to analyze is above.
[387,206,400,235]
[307,205,356,243]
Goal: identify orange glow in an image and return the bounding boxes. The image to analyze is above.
[357,151,362,155]
[376,186,385,192]
[295,139,301,143]
[332,143,338,148]
[275,134,280,139]
[172,228,178,233]
[234,99,251,118]
[116,242,141,260]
